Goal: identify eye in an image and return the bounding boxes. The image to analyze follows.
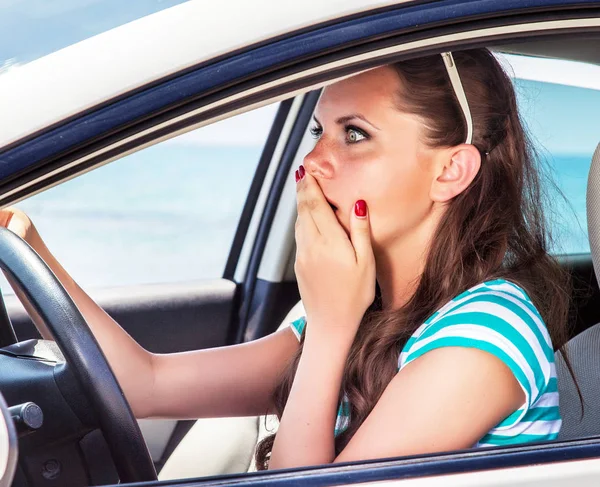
[346,126,367,144]
[309,125,322,139]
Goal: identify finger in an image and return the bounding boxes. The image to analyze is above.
[295,167,319,248]
[349,199,374,263]
[294,210,318,252]
[0,209,14,228]
[296,169,346,239]
[295,169,320,239]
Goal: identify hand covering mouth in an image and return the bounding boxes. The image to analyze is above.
[325,197,338,212]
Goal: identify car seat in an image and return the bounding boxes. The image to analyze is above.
[557,142,600,440]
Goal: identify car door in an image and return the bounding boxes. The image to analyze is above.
[0,88,318,482]
[0,7,323,481]
[0,99,301,472]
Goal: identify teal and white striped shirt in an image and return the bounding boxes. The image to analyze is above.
[289,278,560,446]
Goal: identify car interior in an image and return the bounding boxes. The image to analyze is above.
[0,389,17,487]
[2,31,600,486]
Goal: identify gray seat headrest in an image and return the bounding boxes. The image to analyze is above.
[586,143,600,280]
[557,142,600,440]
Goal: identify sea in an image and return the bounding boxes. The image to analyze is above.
[0,148,593,295]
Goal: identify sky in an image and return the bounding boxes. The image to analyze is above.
[0,0,190,65]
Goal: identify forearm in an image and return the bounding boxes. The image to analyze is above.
[8,230,155,417]
[269,327,352,469]
[149,329,300,419]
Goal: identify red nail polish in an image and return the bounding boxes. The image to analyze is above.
[299,165,306,179]
[355,200,367,217]
[295,170,300,183]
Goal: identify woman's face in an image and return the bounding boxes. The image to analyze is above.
[304,66,441,254]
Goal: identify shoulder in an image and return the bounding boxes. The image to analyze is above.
[404,278,550,353]
[400,278,555,406]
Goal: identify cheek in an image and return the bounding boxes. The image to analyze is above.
[323,144,432,242]
[328,156,380,236]
[368,155,433,245]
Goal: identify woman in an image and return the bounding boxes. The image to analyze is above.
[0,48,574,471]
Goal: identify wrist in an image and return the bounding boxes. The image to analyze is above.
[25,228,67,280]
[297,332,350,389]
[24,223,42,248]
[304,317,358,351]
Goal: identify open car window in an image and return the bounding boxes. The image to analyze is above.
[0,102,279,292]
[505,54,600,255]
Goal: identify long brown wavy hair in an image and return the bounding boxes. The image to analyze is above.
[255,48,576,469]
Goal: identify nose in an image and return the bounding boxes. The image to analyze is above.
[303,140,335,180]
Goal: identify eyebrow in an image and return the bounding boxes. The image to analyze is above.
[312,114,381,130]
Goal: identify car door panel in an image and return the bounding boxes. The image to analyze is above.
[4,280,240,470]
[4,279,238,353]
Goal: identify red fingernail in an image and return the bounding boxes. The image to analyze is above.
[355,200,367,217]
[295,170,300,183]
[299,165,306,179]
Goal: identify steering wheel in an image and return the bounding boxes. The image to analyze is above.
[0,227,156,484]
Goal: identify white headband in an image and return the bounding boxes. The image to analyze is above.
[441,52,473,145]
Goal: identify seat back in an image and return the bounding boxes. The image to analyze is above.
[557,325,600,439]
[588,143,600,285]
[557,142,600,439]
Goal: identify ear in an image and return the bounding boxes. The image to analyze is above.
[430,145,481,203]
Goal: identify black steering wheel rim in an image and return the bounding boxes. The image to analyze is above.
[0,227,157,483]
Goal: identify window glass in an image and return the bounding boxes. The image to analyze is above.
[504,54,600,255]
[3,103,279,291]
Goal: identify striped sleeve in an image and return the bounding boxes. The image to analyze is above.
[289,316,306,341]
[399,280,554,416]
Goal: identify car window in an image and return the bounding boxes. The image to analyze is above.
[0,0,191,71]
[503,54,600,255]
[1,103,279,292]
